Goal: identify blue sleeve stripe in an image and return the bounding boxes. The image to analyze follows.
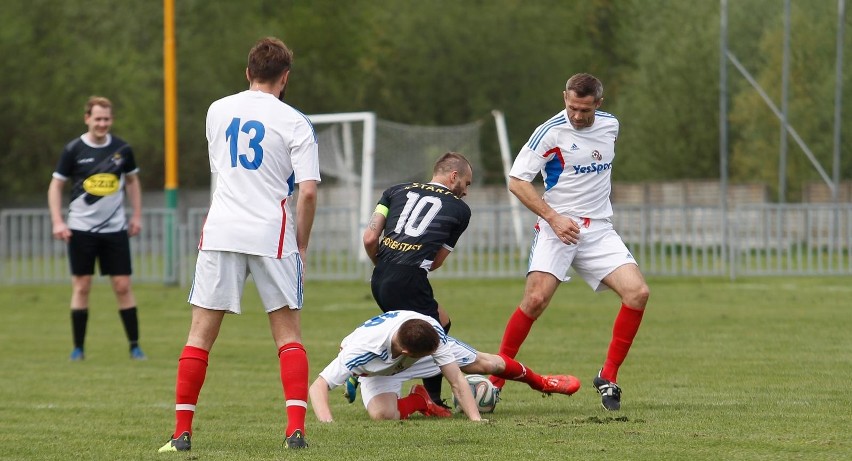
[595,110,615,119]
[528,116,567,150]
[448,337,477,354]
[345,352,379,370]
[433,325,449,344]
[293,108,318,142]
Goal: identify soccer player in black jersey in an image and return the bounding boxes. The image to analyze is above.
[359,152,473,411]
[48,96,145,362]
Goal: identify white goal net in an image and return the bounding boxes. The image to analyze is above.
[311,112,484,221]
[307,112,488,265]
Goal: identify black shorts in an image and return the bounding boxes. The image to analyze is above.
[68,230,132,276]
[370,262,439,322]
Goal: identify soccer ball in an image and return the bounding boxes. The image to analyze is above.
[453,374,499,414]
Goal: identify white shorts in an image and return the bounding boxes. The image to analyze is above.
[528,216,637,291]
[359,337,476,406]
[188,250,303,314]
[318,336,477,408]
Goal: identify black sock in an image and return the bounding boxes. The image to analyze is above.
[71,309,88,349]
[423,374,444,403]
[119,307,139,349]
[422,320,451,403]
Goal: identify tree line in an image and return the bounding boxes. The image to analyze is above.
[1,0,848,204]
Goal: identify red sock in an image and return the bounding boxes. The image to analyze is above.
[278,343,308,437]
[494,353,546,391]
[174,345,209,437]
[397,394,426,419]
[498,307,536,358]
[601,303,645,383]
[490,307,536,388]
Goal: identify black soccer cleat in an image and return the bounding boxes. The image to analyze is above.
[593,370,622,411]
[284,429,308,449]
[158,431,191,452]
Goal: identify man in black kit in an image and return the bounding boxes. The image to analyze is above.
[47,96,145,361]
[354,152,473,413]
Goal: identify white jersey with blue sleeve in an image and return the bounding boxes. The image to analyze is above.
[200,90,320,258]
[318,311,461,389]
[509,110,619,219]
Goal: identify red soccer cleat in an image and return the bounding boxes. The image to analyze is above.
[409,384,452,418]
[540,375,581,396]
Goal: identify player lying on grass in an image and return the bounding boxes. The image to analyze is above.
[309,310,580,422]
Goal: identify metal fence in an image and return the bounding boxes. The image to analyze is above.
[2,204,850,285]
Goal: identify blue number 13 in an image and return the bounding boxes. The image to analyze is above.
[225,117,265,170]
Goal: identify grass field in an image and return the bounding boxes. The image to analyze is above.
[1,277,850,460]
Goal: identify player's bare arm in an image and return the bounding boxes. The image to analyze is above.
[47,177,71,242]
[429,247,451,271]
[362,211,386,265]
[124,173,142,237]
[441,362,485,422]
[308,376,334,423]
[508,176,579,244]
[295,180,318,257]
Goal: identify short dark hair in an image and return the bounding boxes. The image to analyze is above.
[247,37,293,83]
[433,152,471,177]
[398,319,440,355]
[566,73,603,101]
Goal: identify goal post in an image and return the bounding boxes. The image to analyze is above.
[492,110,525,250]
[308,111,376,256]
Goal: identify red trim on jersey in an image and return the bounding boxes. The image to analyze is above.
[277,198,287,259]
[544,147,565,167]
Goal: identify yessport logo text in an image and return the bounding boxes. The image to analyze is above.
[572,162,612,174]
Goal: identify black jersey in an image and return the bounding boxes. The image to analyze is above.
[53,134,138,233]
[375,181,471,269]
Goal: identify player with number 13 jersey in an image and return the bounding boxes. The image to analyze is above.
[201,90,320,258]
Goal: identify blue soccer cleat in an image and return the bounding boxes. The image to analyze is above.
[130,346,147,360]
[69,347,85,361]
[343,376,359,404]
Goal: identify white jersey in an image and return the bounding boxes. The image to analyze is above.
[319,311,460,389]
[200,90,320,258]
[509,109,619,219]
